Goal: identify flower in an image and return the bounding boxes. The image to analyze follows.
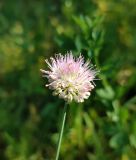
[40,52,98,103]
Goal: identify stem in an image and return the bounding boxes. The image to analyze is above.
[55,103,68,160]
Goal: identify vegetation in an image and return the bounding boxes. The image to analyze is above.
[0,0,136,159]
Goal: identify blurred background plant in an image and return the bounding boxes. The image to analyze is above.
[0,0,136,160]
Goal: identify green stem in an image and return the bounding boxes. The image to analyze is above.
[55,103,68,160]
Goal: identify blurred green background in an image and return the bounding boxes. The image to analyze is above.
[0,0,136,160]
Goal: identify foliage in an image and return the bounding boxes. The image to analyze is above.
[0,0,136,159]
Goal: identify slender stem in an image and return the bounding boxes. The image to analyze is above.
[55,103,68,160]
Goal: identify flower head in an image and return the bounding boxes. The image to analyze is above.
[40,52,98,103]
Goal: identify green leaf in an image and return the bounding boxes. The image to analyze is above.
[110,132,128,149]
[96,86,115,100]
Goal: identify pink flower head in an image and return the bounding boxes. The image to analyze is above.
[40,52,98,103]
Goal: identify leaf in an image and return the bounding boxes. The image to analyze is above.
[96,86,115,100]
[109,132,128,149]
